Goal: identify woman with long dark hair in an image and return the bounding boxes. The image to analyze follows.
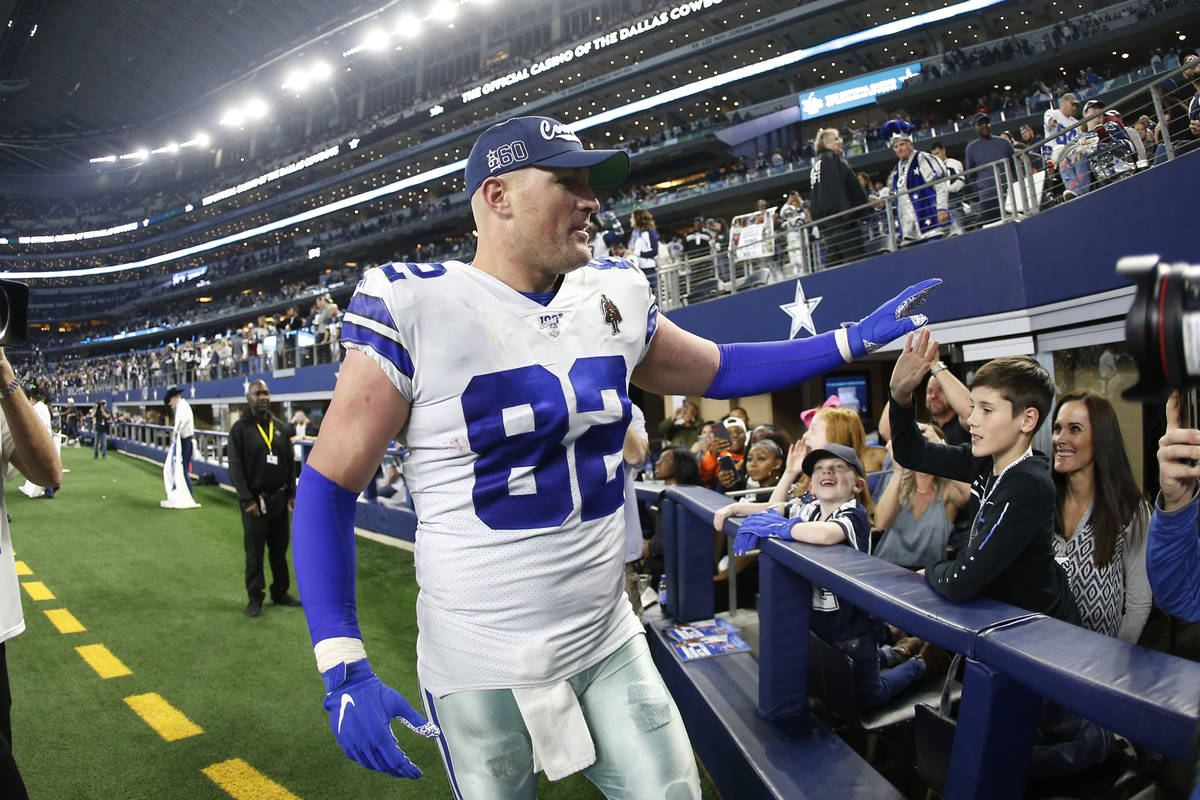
[1051,390,1151,642]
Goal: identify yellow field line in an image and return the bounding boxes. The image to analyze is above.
[202,758,302,800]
[75,644,132,678]
[20,581,54,601]
[14,561,31,576]
[44,608,86,634]
[124,693,203,741]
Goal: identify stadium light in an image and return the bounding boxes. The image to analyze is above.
[395,14,421,36]
[283,61,332,91]
[245,98,269,119]
[89,155,117,164]
[309,61,332,81]
[283,69,310,91]
[429,1,457,22]
[119,149,149,161]
[219,108,245,127]
[363,29,389,51]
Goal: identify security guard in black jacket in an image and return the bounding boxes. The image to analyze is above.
[229,379,301,617]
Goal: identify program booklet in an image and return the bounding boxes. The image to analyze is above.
[665,618,751,661]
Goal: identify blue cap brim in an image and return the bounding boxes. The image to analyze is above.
[533,148,630,189]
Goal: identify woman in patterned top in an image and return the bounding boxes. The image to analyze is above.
[1051,390,1152,642]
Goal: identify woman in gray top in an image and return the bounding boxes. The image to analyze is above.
[874,423,970,569]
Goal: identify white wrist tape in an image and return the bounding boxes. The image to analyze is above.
[834,327,854,363]
[314,636,368,674]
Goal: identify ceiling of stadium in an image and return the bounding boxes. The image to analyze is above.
[0,0,407,170]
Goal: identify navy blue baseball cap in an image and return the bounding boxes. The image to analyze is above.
[464,116,630,197]
[802,443,865,478]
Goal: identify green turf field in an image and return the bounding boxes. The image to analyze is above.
[7,447,715,799]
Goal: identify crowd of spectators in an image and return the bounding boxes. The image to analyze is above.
[17,287,355,397]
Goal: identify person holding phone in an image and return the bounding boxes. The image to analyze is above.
[699,417,748,491]
[1146,391,1200,621]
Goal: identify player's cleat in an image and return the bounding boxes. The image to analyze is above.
[246,597,263,617]
[272,594,302,607]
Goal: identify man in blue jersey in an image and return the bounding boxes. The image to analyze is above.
[292,114,939,799]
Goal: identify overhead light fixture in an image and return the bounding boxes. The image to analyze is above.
[283,69,310,91]
[430,0,457,22]
[220,108,245,127]
[363,29,389,50]
[245,98,269,119]
[396,14,421,36]
[309,61,332,81]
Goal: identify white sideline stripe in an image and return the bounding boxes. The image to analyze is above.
[116,450,415,552]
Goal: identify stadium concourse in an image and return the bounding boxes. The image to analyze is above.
[1,0,1199,797]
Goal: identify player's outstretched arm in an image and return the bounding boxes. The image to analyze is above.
[633,280,940,399]
[293,350,439,777]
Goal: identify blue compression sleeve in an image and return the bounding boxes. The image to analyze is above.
[705,331,847,399]
[293,464,363,646]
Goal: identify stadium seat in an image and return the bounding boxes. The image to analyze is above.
[735,268,772,291]
[806,631,960,763]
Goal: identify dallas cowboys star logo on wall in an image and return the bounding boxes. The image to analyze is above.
[779,280,823,339]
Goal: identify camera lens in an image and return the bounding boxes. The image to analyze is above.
[1120,255,1200,400]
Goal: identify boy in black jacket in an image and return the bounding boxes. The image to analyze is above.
[888,329,1077,623]
[889,330,1115,781]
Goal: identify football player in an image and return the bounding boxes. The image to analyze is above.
[292,115,939,799]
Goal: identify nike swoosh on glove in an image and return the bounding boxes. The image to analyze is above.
[846,278,941,358]
[321,659,440,779]
[732,509,794,556]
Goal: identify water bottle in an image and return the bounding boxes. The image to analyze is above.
[658,573,669,615]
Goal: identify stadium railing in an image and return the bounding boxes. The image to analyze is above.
[646,481,1200,799]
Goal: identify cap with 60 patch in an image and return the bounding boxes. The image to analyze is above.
[464,116,630,197]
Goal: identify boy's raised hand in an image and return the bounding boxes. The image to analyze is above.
[888,328,940,403]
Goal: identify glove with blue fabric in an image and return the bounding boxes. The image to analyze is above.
[321,659,441,778]
[845,278,941,358]
[732,509,796,556]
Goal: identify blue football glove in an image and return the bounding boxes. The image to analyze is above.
[846,278,941,358]
[732,509,795,556]
[321,659,440,779]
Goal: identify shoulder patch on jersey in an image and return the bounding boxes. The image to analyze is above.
[600,294,623,334]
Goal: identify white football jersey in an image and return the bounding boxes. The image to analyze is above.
[0,410,25,644]
[1043,109,1080,161]
[341,259,657,695]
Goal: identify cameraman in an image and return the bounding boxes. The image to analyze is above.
[1147,391,1200,621]
[0,347,63,797]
